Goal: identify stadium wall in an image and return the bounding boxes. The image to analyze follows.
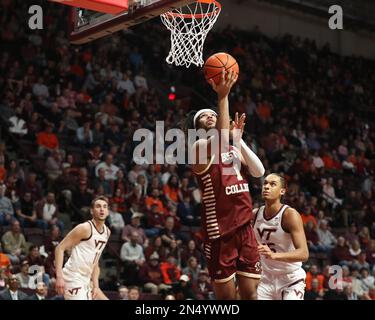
[216,0,375,59]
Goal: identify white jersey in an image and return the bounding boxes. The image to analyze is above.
[63,220,110,282]
[254,204,302,275]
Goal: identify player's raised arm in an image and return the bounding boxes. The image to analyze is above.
[231,112,265,178]
[55,223,91,295]
[210,70,237,146]
[192,70,238,173]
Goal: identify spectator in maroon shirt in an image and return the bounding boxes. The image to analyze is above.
[345,223,360,244]
[20,173,42,201]
[180,239,205,269]
[122,212,147,246]
[305,220,321,252]
[192,269,214,300]
[138,252,171,295]
[331,236,353,266]
[145,203,166,237]
[144,236,167,262]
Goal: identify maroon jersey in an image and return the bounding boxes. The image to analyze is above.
[195,146,253,242]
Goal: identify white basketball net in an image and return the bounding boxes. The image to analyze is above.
[160,0,221,68]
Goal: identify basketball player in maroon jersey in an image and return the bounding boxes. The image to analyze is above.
[253,173,309,300]
[189,70,265,299]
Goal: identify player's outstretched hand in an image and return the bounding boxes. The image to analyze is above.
[209,70,238,99]
[55,277,65,296]
[231,112,246,141]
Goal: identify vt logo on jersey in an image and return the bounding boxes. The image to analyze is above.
[94,239,106,250]
[257,228,277,241]
[68,287,81,295]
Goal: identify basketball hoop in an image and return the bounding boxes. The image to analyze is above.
[160,0,221,68]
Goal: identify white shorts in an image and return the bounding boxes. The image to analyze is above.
[257,268,306,300]
[63,269,92,300]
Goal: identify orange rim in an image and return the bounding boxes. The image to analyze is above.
[162,0,221,19]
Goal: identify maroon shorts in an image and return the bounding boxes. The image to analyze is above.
[203,222,261,283]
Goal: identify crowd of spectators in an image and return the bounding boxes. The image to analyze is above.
[0,0,374,299]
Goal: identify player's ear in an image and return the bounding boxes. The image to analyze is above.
[280,188,286,196]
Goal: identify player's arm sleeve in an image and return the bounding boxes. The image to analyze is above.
[235,140,265,178]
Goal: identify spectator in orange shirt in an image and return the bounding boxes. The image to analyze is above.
[306,265,324,291]
[145,188,165,213]
[36,123,59,156]
[0,252,11,269]
[301,206,318,227]
[256,100,271,122]
[160,254,181,285]
[322,151,335,170]
[318,114,330,131]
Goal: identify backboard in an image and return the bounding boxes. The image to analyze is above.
[70,0,194,44]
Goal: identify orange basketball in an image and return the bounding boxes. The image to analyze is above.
[203,52,239,85]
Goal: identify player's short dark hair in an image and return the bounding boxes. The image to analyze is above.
[91,195,109,208]
[269,172,286,189]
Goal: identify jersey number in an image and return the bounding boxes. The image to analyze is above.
[263,242,277,253]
